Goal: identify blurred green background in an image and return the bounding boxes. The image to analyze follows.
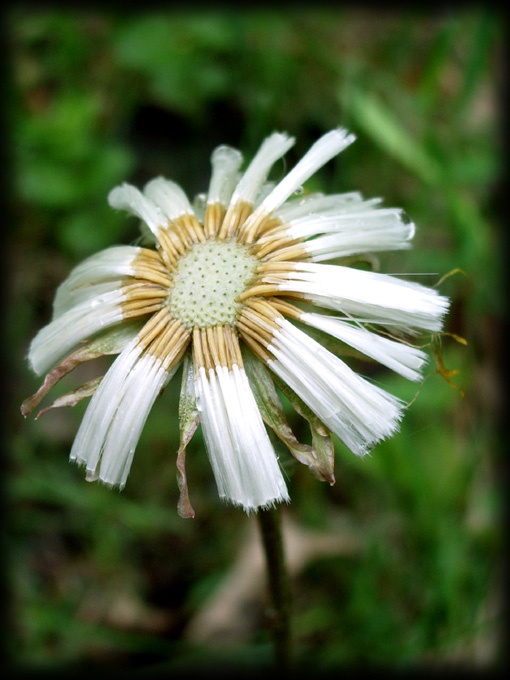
[4,6,504,675]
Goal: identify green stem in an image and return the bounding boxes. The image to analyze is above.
[257,506,292,672]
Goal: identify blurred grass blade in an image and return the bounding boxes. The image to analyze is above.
[346,88,442,185]
[454,11,500,115]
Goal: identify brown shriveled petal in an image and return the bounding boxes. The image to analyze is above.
[35,377,103,419]
[176,441,196,519]
[21,322,143,418]
[176,354,199,518]
[21,349,103,418]
[272,373,336,486]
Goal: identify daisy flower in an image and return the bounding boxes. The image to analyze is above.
[22,128,449,516]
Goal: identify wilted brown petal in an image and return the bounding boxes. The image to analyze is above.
[35,377,103,419]
[273,374,336,485]
[243,347,335,485]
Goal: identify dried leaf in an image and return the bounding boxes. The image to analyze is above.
[21,350,103,417]
[35,377,103,419]
[176,353,199,519]
[273,374,335,486]
[21,321,142,417]
[243,348,335,485]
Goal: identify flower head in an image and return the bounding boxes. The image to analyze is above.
[23,128,449,516]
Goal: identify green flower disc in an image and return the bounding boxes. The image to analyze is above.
[168,240,257,328]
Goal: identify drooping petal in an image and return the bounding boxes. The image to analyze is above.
[144,177,195,220]
[266,319,403,457]
[300,312,428,381]
[53,247,171,319]
[29,289,126,375]
[194,363,289,513]
[108,183,165,235]
[243,347,327,478]
[69,337,179,488]
[53,280,126,319]
[21,321,142,417]
[52,246,146,318]
[56,245,140,290]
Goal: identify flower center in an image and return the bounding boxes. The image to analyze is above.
[167,239,257,328]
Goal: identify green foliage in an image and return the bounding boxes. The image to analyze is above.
[6,6,503,675]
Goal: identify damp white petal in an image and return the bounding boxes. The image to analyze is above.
[230,132,295,207]
[276,263,449,333]
[301,215,414,261]
[29,289,125,375]
[70,339,177,488]
[195,365,289,513]
[255,128,356,218]
[108,183,165,234]
[275,191,367,223]
[144,177,194,220]
[267,320,403,456]
[288,206,414,245]
[207,145,244,206]
[52,246,141,318]
[301,312,428,381]
[53,280,126,319]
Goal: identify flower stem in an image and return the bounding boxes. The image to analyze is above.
[257,506,292,672]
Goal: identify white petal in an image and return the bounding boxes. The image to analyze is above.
[276,263,449,333]
[52,246,141,318]
[29,289,125,375]
[253,181,277,208]
[191,192,207,223]
[256,128,356,217]
[230,132,295,206]
[267,320,403,456]
[288,205,413,238]
[275,191,366,223]
[301,312,427,381]
[108,183,165,234]
[53,280,125,319]
[195,365,289,513]
[144,177,194,220]
[301,211,414,261]
[207,145,244,206]
[70,339,177,488]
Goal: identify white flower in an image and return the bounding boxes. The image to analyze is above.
[23,128,449,516]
